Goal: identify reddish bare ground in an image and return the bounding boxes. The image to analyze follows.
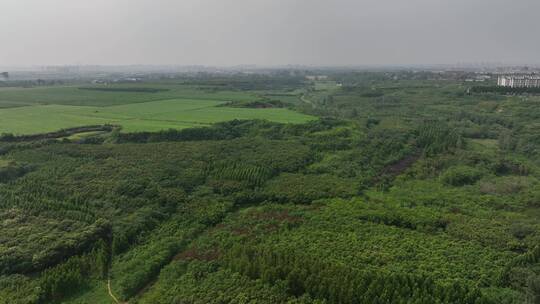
[380,153,420,177]
[174,247,221,262]
[231,226,251,236]
[248,209,302,223]
[225,209,304,236]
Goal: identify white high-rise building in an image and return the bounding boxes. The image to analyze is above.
[497,75,540,88]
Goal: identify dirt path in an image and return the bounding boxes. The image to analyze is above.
[107,278,122,304]
[300,94,314,106]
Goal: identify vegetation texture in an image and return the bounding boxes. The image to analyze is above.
[1,72,539,304]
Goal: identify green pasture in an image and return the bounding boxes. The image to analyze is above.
[0,98,315,134]
[0,84,256,107]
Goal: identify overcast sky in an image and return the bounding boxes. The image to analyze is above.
[1,0,539,66]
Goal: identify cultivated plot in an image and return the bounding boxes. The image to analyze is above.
[0,98,315,134]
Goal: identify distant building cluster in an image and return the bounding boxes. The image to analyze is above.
[497,75,540,88]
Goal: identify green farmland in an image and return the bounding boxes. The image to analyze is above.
[0,84,255,107]
[0,85,314,134]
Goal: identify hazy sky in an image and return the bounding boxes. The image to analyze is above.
[1,0,539,66]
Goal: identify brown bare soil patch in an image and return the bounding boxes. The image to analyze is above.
[174,246,221,262]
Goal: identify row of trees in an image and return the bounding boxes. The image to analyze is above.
[211,163,273,187]
[0,125,114,143]
[0,161,33,183]
[0,218,110,275]
[499,245,540,286]
[416,121,464,155]
[223,244,492,304]
[471,86,540,95]
[38,239,110,302]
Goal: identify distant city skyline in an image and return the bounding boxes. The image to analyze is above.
[1,0,539,66]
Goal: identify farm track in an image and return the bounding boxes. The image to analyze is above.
[108,278,123,304]
[300,94,314,106]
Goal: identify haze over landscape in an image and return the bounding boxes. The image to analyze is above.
[2,1,540,304]
[2,0,540,66]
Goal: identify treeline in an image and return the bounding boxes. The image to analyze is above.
[262,173,356,204]
[211,163,273,187]
[221,99,286,108]
[0,161,33,183]
[0,79,66,88]
[116,123,244,143]
[454,111,515,140]
[116,119,342,144]
[0,238,111,304]
[223,245,492,304]
[455,111,514,130]
[78,87,169,93]
[471,86,540,95]
[179,73,305,91]
[0,125,114,142]
[0,140,53,156]
[416,121,464,155]
[111,196,233,300]
[499,245,540,286]
[0,219,111,275]
[137,260,299,304]
[38,239,110,302]
[357,206,448,232]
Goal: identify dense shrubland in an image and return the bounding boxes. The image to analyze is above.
[223,244,491,303]
[0,160,33,183]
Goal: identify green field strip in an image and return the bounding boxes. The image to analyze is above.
[0,98,315,135]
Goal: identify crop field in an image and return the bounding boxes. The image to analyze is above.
[0,85,315,134]
[0,84,255,107]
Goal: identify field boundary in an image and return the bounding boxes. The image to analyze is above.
[0,125,115,142]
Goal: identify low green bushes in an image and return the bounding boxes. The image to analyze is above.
[441,166,483,186]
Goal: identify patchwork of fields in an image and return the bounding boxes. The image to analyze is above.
[0,85,314,134]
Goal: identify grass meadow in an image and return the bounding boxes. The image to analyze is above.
[0,84,255,107]
[0,85,315,134]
